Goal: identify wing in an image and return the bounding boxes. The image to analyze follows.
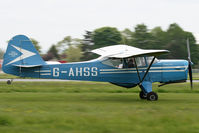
[91,45,169,58]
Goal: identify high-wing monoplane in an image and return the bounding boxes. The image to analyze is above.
[2,35,193,101]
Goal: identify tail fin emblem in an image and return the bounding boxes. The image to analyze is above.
[9,51,18,57]
[6,45,36,66]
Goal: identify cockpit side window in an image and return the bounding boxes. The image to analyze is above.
[146,56,158,65]
[135,57,146,67]
[102,57,146,68]
[102,58,123,68]
[127,58,136,68]
[102,56,158,68]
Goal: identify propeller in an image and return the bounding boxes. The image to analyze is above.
[186,38,193,89]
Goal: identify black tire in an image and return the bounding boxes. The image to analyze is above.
[139,91,147,99]
[7,80,12,85]
[147,92,158,101]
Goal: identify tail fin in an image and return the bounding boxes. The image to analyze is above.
[2,35,46,74]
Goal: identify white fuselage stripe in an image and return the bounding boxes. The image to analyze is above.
[100,69,186,74]
[40,73,51,75]
[35,70,51,72]
[100,66,187,71]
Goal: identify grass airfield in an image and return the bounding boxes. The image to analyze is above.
[0,81,199,133]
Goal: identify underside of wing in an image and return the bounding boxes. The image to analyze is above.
[91,45,169,58]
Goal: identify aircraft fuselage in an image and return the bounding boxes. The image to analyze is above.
[4,59,188,88]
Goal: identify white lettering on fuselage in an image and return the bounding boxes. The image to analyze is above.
[59,67,98,77]
[73,67,98,77]
[76,67,82,76]
[84,67,90,76]
[53,68,59,77]
[69,68,74,76]
[91,67,98,76]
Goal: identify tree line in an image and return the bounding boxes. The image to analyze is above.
[1,23,199,68]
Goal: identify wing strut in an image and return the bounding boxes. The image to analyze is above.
[134,56,156,85]
[140,56,156,83]
[133,58,141,82]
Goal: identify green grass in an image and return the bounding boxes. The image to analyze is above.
[192,73,199,80]
[0,81,199,133]
[0,73,34,79]
[0,73,18,79]
[0,73,199,80]
[187,73,199,80]
[0,81,198,93]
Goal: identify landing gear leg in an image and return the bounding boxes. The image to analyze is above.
[139,81,158,101]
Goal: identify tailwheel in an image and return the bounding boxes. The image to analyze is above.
[7,79,13,85]
[147,92,158,101]
[139,91,147,99]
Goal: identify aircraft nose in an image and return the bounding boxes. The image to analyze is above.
[184,60,189,66]
[160,59,189,83]
[184,60,193,65]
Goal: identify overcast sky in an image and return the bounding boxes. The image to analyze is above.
[0,0,199,53]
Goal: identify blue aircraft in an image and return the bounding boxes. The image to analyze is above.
[2,35,193,101]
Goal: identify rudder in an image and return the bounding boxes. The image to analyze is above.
[2,35,46,75]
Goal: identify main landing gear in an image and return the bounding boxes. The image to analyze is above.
[133,56,158,101]
[139,91,158,101]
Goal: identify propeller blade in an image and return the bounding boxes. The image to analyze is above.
[187,38,193,89]
[187,38,191,62]
[188,61,193,89]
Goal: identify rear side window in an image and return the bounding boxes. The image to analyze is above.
[102,58,122,68]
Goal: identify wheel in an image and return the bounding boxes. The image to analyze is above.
[7,80,12,85]
[147,92,158,101]
[139,91,147,99]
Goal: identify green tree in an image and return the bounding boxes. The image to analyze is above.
[184,32,199,67]
[121,28,134,45]
[48,45,60,59]
[30,38,42,53]
[132,24,154,49]
[43,45,59,61]
[0,49,4,59]
[56,36,82,55]
[81,31,95,61]
[150,27,167,49]
[149,26,169,58]
[56,36,72,54]
[165,23,189,59]
[163,23,199,66]
[93,27,122,49]
[64,45,83,62]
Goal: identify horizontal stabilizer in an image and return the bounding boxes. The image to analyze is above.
[12,64,43,68]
